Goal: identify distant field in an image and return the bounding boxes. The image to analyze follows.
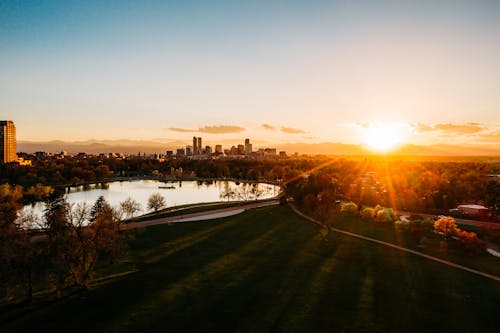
[1,205,499,333]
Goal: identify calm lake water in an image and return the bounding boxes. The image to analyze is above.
[21,180,280,223]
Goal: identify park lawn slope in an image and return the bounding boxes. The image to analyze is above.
[0,205,499,333]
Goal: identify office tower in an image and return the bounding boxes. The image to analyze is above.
[186,146,192,156]
[215,145,222,154]
[197,137,202,153]
[0,120,17,163]
[193,136,198,155]
[205,145,212,154]
[244,138,252,155]
[237,144,245,155]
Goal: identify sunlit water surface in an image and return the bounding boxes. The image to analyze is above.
[21,180,280,223]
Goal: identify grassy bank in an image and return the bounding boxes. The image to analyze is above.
[129,200,267,222]
[1,205,499,332]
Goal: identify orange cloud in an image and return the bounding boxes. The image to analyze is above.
[169,127,196,133]
[262,124,275,130]
[168,125,245,134]
[414,122,487,135]
[477,131,500,143]
[281,126,306,134]
[199,125,245,134]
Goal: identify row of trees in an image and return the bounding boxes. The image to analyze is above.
[1,190,130,303]
[286,158,500,219]
[2,155,499,216]
[1,155,313,187]
[1,187,169,304]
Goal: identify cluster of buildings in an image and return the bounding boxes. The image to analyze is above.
[166,137,286,159]
[0,121,287,164]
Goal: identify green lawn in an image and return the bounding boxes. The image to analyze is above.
[1,205,499,332]
[324,214,500,277]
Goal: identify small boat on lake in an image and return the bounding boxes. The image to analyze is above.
[159,185,176,189]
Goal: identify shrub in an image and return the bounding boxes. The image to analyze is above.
[376,209,393,222]
[455,230,486,255]
[340,202,358,215]
[394,220,409,231]
[361,207,376,219]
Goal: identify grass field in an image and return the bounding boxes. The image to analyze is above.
[1,205,499,332]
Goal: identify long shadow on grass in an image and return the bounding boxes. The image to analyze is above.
[1,207,291,333]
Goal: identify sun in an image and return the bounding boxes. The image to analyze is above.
[361,123,406,152]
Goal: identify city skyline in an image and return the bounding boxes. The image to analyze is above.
[1,1,499,152]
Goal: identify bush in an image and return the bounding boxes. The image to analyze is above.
[361,207,376,219]
[376,209,393,222]
[455,230,486,255]
[340,202,358,215]
[394,220,409,231]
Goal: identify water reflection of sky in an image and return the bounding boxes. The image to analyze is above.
[21,180,280,224]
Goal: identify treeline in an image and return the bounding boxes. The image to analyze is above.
[0,156,316,187]
[1,156,499,216]
[286,158,500,218]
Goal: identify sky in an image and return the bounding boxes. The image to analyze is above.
[1,0,499,149]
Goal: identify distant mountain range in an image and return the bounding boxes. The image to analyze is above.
[17,139,500,156]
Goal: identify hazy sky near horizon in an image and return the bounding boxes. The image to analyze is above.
[1,1,499,146]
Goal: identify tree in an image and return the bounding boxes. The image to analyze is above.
[434,216,458,239]
[485,181,500,218]
[95,165,110,180]
[43,196,125,294]
[220,182,236,201]
[44,196,73,298]
[120,197,142,218]
[148,193,166,212]
[0,221,34,303]
[90,195,108,222]
[0,186,35,304]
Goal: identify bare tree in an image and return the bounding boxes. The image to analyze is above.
[148,193,166,212]
[235,183,265,201]
[220,182,236,201]
[120,197,142,219]
[41,196,127,295]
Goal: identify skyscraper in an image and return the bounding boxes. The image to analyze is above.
[244,138,252,155]
[0,120,17,163]
[197,137,202,153]
[193,136,198,155]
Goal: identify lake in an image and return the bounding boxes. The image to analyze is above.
[21,179,281,223]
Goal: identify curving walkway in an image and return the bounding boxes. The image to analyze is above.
[31,200,280,243]
[289,203,500,283]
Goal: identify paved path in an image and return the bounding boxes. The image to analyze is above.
[289,204,500,283]
[121,200,279,229]
[397,211,500,229]
[32,200,280,243]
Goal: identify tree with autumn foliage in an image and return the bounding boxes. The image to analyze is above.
[434,216,458,239]
[455,230,486,255]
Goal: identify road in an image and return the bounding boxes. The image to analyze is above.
[397,211,500,229]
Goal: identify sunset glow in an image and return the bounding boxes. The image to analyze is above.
[0,1,498,153]
[361,124,406,152]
